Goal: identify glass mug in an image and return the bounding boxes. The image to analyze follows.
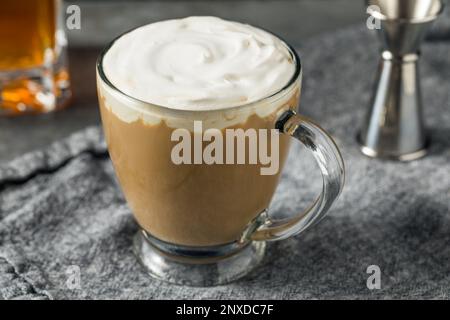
[0,0,71,115]
[97,25,345,286]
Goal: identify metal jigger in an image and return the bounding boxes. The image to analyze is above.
[358,0,444,160]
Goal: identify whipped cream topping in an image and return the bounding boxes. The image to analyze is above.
[102,16,295,110]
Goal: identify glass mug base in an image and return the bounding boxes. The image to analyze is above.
[133,230,266,286]
[0,64,71,115]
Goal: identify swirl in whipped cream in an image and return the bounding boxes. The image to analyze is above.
[102,16,295,110]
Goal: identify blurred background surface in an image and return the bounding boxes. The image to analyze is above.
[67,0,365,47]
[0,0,366,162]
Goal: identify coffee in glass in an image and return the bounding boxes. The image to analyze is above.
[97,17,345,285]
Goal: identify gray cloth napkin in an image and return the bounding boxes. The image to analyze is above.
[1,26,449,300]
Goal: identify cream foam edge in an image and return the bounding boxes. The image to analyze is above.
[97,76,301,130]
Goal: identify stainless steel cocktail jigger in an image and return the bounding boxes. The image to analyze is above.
[358,0,444,161]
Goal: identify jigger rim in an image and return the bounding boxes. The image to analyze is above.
[367,0,445,24]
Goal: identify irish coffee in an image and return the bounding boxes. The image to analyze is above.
[98,17,298,246]
[97,16,344,285]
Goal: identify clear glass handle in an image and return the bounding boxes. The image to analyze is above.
[241,110,345,242]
